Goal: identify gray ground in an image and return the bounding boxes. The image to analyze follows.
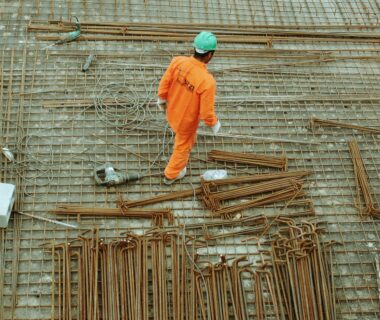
[1,1,380,319]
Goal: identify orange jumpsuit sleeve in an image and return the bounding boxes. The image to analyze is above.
[157,58,176,100]
[199,77,218,127]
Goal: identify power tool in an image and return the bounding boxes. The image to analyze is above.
[41,16,81,50]
[94,162,145,186]
[56,16,81,44]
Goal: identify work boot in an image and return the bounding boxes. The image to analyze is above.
[163,167,187,185]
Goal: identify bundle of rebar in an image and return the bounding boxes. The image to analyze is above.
[49,230,253,320]
[194,256,251,320]
[52,205,174,226]
[195,220,336,320]
[201,177,302,211]
[202,215,269,240]
[171,201,314,233]
[251,218,336,320]
[113,171,311,220]
[168,201,314,241]
[311,117,380,135]
[48,219,334,320]
[208,149,288,170]
[48,229,189,320]
[206,170,312,187]
[212,186,305,218]
[28,20,380,45]
[121,170,312,209]
[348,140,380,218]
[201,177,305,218]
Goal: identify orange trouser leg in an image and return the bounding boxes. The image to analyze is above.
[164,131,196,179]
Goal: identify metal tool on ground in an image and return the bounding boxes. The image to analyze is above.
[94,162,159,186]
[41,16,81,50]
[82,54,95,72]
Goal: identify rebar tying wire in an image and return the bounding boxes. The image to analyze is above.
[4,127,92,199]
[2,78,173,194]
[92,79,174,174]
[93,82,148,131]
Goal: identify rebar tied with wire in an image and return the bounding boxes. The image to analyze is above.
[48,220,335,320]
[311,117,380,135]
[121,170,312,209]
[208,149,288,170]
[201,177,302,210]
[52,205,174,226]
[193,256,251,320]
[193,220,336,320]
[48,229,189,320]
[201,177,305,218]
[48,229,253,320]
[348,140,380,218]
[251,218,337,320]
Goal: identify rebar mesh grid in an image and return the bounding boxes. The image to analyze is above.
[1,0,380,319]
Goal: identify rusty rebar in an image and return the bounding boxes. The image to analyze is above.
[311,117,380,135]
[348,140,380,218]
[48,220,335,320]
[52,205,174,225]
[201,177,303,211]
[208,149,288,170]
[210,184,305,218]
[119,170,312,210]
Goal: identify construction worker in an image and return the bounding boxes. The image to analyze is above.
[157,31,221,185]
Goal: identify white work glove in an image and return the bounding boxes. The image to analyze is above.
[156,97,167,111]
[211,120,221,135]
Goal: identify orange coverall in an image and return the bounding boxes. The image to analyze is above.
[158,56,218,179]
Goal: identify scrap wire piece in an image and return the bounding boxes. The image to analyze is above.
[208,149,288,170]
[348,140,380,218]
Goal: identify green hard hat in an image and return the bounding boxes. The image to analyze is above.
[193,31,217,53]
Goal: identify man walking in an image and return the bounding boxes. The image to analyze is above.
[157,31,221,185]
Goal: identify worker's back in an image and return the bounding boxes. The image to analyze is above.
[158,56,216,134]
